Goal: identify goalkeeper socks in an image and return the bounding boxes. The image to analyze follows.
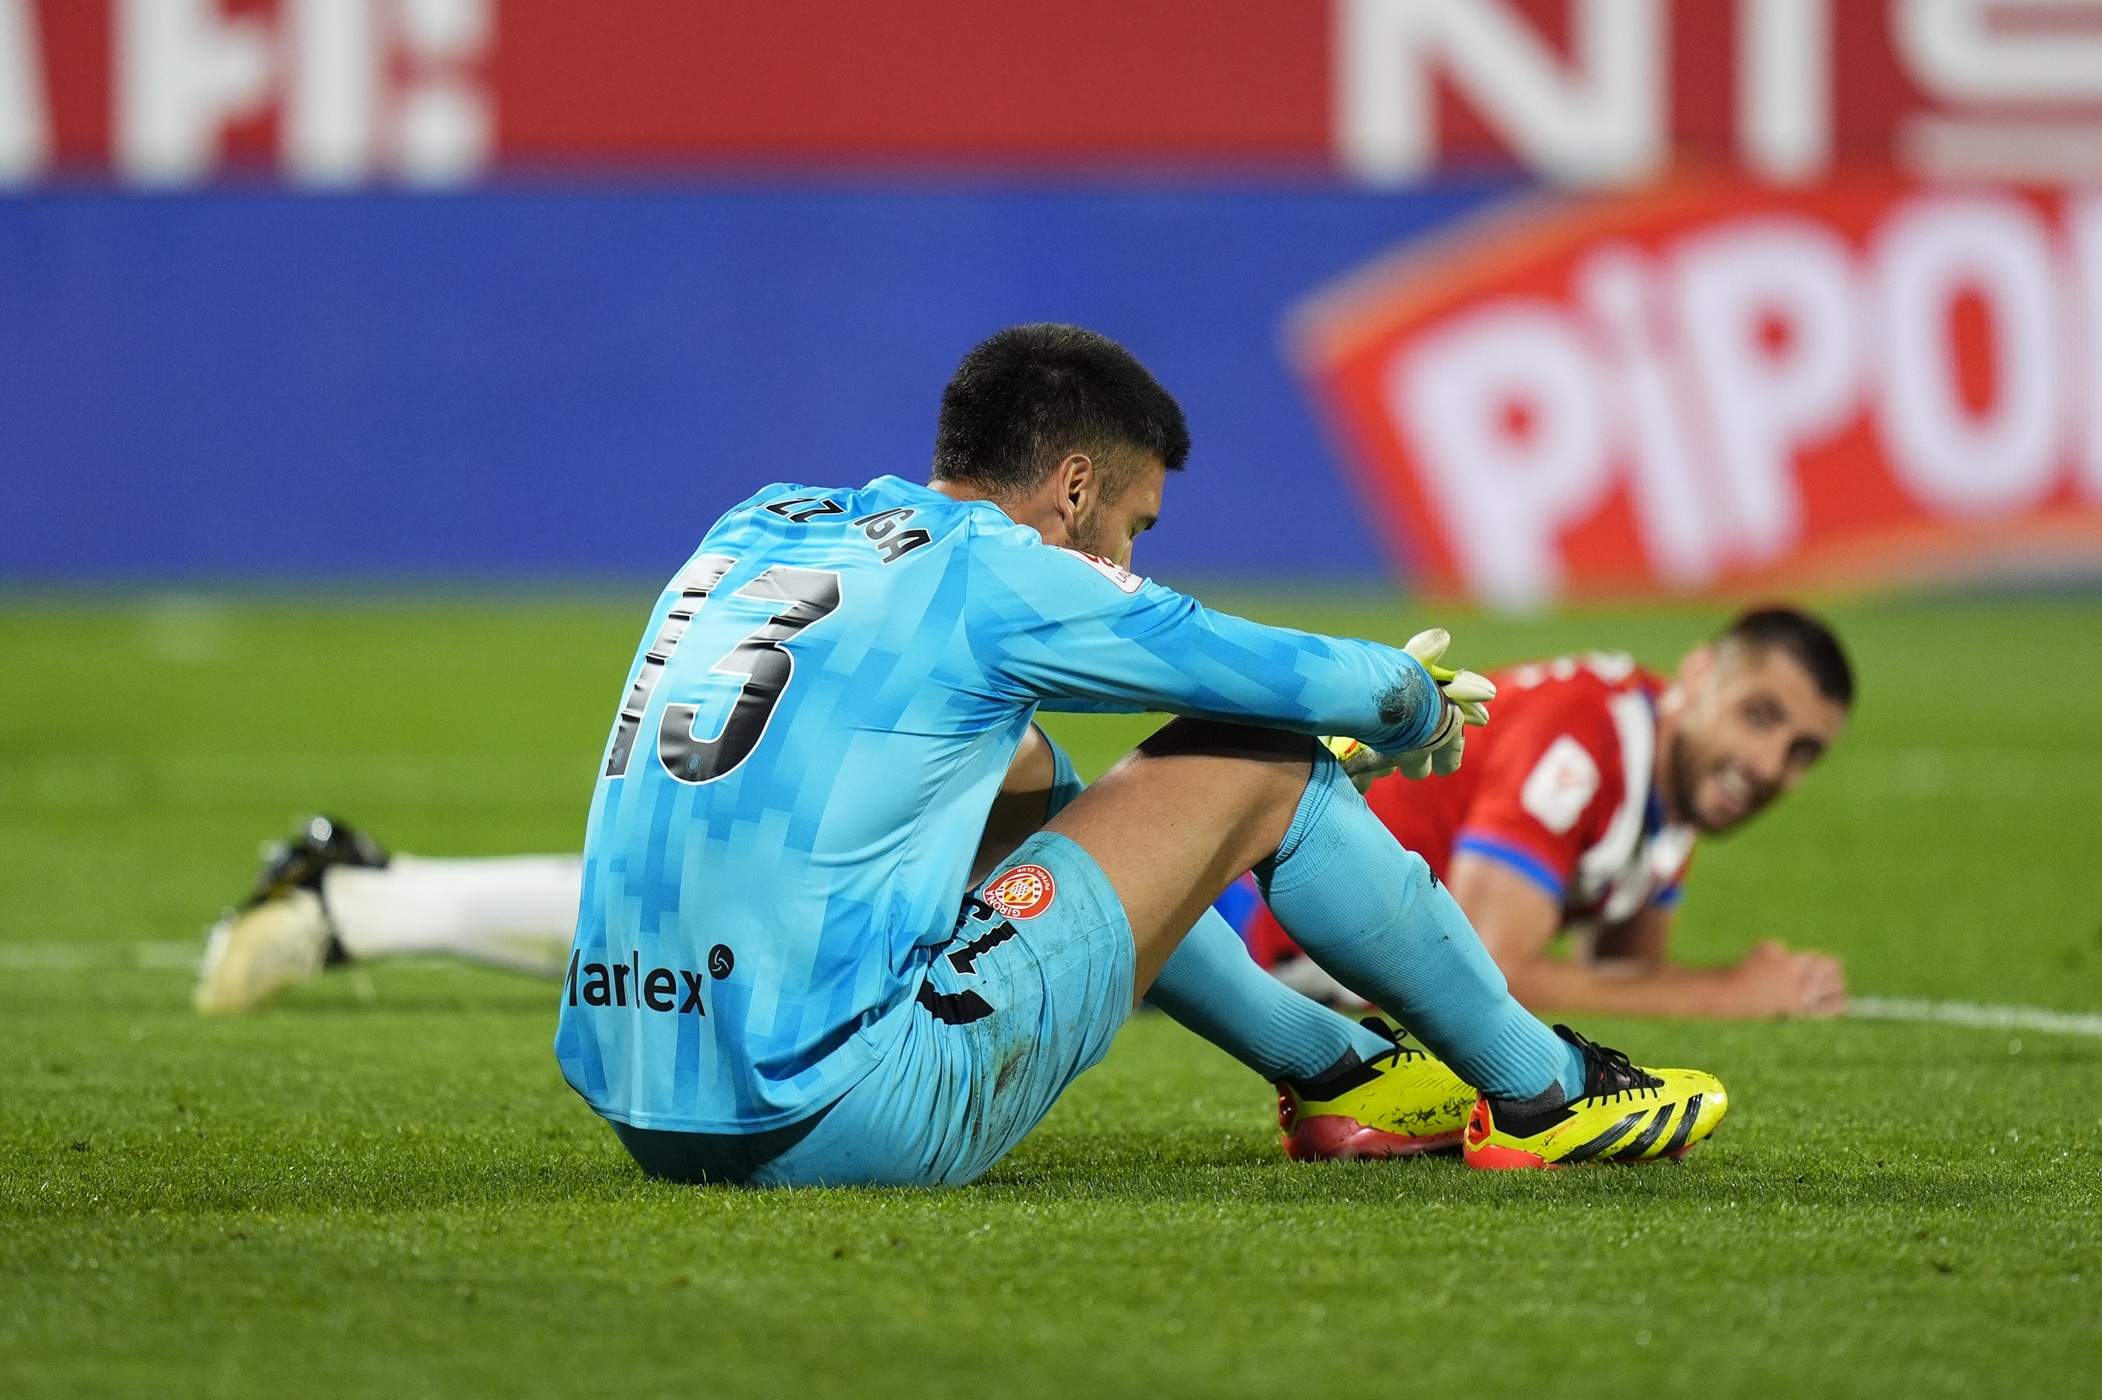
[1146,906,1396,1082]
[1256,748,1586,1102]
[1034,727,1392,1082]
[323,855,580,976]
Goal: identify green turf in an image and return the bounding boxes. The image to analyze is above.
[3,590,2098,1398]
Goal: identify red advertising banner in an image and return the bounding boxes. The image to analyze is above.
[6,0,2102,186]
[1292,180,2102,606]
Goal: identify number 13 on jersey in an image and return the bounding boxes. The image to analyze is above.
[603,554,843,785]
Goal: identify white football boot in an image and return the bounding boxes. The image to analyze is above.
[193,816,385,1013]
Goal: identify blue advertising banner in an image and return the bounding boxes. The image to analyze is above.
[0,182,1515,584]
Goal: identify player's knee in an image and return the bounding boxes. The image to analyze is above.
[1135,717,1316,769]
[1126,720,1316,835]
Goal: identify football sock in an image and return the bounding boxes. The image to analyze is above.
[1147,906,1395,1082]
[1038,728,1392,1082]
[1255,747,1586,1102]
[322,855,579,976]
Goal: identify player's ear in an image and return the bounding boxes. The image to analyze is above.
[1056,452,1096,525]
[1660,645,1713,718]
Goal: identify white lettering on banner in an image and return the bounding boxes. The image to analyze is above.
[2073,197,2102,501]
[285,0,379,183]
[1898,0,2102,101]
[1394,306,1612,607]
[1873,196,2063,516]
[285,0,493,184]
[1674,217,1858,557]
[1576,246,1722,585]
[395,0,495,184]
[1737,0,1830,183]
[117,0,275,184]
[1337,0,1663,186]
[1381,194,2102,608]
[1334,0,2102,185]
[0,0,47,180]
[116,0,492,186]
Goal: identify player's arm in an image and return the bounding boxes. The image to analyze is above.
[1456,857,1845,1018]
[969,726,1061,888]
[1588,902,1676,963]
[1449,854,1733,1017]
[973,544,1447,754]
[1455,857,1737,1016]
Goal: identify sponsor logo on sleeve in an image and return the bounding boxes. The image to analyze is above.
[1057,548,1144,594]
[1521,736,1601,835]
[984,863,1058,919]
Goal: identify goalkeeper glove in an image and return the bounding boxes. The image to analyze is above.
[1323,629,1495,789]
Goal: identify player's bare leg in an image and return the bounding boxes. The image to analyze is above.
[1046,721,1308,998]
[1000,726,1408,1122]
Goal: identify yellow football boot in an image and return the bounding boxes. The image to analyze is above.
[1463,1024,1728,1170]
[1278,1018,1475,1160]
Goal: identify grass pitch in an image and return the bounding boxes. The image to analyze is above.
[2,590,2098,1398]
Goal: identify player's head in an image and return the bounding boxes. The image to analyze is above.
[1659,606,1854,835]
[930,323,1190,567]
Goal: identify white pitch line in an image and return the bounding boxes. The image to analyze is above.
[2,943,2100,1041]
[0,940,202,971]
[0,941,492,973]
[1847,997,2102,1040]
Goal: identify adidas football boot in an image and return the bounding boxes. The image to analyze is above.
[1462,1024,1727,1170]
[1278,1017,1475,1160]
[193,815,387,1014]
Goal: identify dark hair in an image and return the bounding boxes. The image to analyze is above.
[1721,606,1855,706]
[930,324,1190,496]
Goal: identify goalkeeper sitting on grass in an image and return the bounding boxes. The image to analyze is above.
[197,323,1729,1174]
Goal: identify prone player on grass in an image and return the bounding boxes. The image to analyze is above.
[1249,611,1856,1021]
[201,324,1727,1178]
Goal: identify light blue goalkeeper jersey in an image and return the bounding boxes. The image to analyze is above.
[554,475,1443,1133]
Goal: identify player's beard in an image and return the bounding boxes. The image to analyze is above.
[1663,731,1715,834]
[1064,506,1114,560]
[1667,730,1767,835]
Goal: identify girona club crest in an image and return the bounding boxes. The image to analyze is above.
[984,864,1057,920]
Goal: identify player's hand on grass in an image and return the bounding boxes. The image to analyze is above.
[1730,938,1848,1018]
[1324,628,1495,788]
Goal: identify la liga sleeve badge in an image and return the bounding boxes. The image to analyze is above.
[1056,547,1144,594]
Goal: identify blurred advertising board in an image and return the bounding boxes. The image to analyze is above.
[0,186,1501,582]
[6,0,2102,187]
[7,1,2102,598]
[1293,181,2102,606]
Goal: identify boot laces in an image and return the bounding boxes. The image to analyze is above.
[1554,1024,1664,1102]
[1360,1016,1432,1066]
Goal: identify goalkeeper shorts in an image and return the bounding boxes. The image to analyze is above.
[610,828,1137,1187]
